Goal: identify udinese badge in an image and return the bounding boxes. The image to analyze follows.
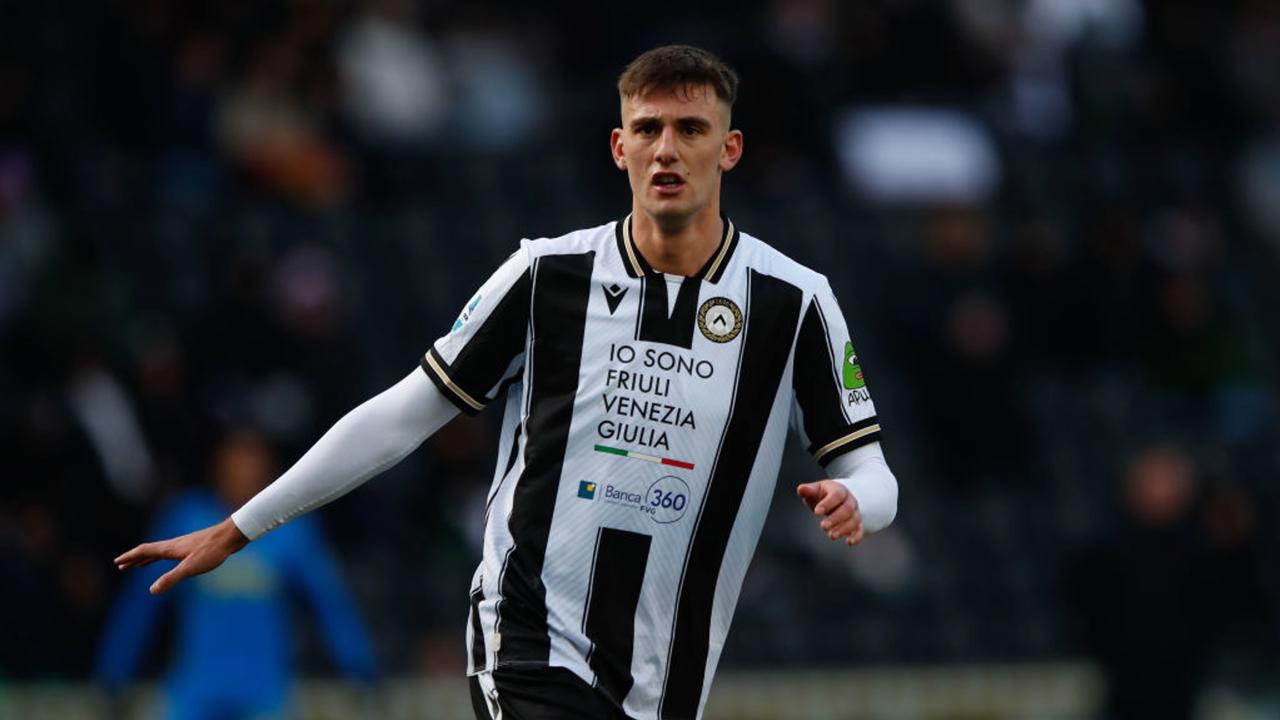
[697,297,743,343]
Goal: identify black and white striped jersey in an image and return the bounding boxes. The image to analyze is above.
[421,215,882,720]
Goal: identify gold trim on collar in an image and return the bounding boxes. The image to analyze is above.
[621,214,645,277]
[705,218,735,280]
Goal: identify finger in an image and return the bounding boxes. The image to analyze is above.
[833,516,860,539]
[120,540,187,570]
[845,524,866,547]
[813,486,846,516]
[129,540,185,562]
[826,516,855,541]
[150,572,175,595]
[820,504,854,531]
[115,542,174,570]
[116,555,159,571]
[796,482,820,499]
[116,552,167,571]
[114,544,149,567]
[827,506,862,539]
[795,483,821,511]
[150,559,193,595]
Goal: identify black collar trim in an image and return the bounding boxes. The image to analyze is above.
[613,214,738,284]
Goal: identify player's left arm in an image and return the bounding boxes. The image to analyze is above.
[790,279,897,546]
[796,442,897,546]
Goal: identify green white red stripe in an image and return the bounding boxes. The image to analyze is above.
[594,444,695,470]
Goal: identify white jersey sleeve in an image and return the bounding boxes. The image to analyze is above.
[826,442,897,534]
[232,251,532,540]
[231,368,459,539]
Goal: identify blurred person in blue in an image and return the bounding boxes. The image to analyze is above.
[95,429,376,719]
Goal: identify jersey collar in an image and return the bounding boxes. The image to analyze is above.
[614,213,740,284]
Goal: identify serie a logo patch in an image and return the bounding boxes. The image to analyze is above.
[697,297,742,343]
[451,293,483,333]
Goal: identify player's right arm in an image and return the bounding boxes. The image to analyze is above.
[114,369,460,593]
[116,248,532,594]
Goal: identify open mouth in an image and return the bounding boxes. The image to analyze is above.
[652,172,686,193]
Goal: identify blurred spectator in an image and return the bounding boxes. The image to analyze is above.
[94,430,376,719]
[835,108,1000,205]
[217,42,349,207]
[889,205,1035,493]
[67,361,155,503]
[0,146,51,331]
[1068,444,1213,720]
[336,0,448,148]
[152,30,228,209]
[438,26,549,153]
[1202,484,1276,667]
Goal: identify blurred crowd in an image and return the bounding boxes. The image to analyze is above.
[1,0,1278,714]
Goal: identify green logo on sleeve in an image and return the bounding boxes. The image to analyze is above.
[843,342,865,389]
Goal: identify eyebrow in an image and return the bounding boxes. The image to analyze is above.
[629,115,714,131]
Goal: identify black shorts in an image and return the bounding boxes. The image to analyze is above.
[469,665,634,720]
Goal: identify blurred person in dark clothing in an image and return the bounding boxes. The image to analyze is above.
[1068,444,1214,720]
[889,205,1034,493]
[1201,484,1277,674]
[0,376,149,676]
[95,430,376,720]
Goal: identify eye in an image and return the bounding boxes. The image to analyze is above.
[681,124,703,136]
[636,122,660,136]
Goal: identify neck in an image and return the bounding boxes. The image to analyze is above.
[631,203,724,277]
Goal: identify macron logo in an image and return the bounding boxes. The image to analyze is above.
[602,283,628,315]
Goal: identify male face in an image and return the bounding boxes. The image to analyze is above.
[611,83,743,231]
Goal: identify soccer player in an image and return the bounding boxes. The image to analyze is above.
[114,45,899,720]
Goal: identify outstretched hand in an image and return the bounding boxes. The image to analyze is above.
[114,517,250,595]
[796,480,864,547]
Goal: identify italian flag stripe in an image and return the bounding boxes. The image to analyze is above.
[593,444,695,470]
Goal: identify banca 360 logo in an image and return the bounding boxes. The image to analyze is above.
[576,475,690,524]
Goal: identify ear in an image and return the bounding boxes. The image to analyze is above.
[720,129,743,172]
[610,128,627,170]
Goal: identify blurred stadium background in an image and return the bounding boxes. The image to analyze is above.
[2,0,1278,718]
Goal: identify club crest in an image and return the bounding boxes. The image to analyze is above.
[697,297,743,343]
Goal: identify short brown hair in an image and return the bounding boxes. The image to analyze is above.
[618,45,739,108]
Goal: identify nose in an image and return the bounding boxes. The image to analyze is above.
[655,126,677,165]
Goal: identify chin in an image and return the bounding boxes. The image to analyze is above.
[656,212,698,233]
[642,200,699,228]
